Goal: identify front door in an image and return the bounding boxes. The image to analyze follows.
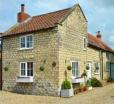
[86,63,92,80]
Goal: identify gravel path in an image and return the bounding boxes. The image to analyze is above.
[0,83,114,104]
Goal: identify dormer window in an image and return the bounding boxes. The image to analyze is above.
[20,34,33,49]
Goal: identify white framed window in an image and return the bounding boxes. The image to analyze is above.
[20,62,33,77]
[106,62,110,72]
[106,52,110,61]
[83,37,87,50]
[94,62,100,74]
[71,61,80,78]
[20,34,33,49]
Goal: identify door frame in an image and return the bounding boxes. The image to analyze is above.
[86,62,92,80]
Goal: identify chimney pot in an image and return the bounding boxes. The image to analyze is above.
[96,31,102,39]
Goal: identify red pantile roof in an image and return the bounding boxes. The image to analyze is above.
[4,8,71,36]
[88,33,114,53]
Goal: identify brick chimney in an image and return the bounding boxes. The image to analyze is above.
[96,31,102,39]
[17,4,30,23]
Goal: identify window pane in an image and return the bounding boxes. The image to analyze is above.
[72,62,75,77]
[27,62,33,76]
[76,62,78,77]
[72,62,79,78]
[21,70,25,76]
[27,70,33,76]
[95,63,99,73]
[21,63,26,76]
[21,63,25,70]
[20,37,25,48]
[27,62,33,70]
[83,38,86,48]
[27,35,33,48]
[106,62,110,72]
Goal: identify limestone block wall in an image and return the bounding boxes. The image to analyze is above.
[102,52,110,80]
[2,29,60,96]
[87,47,101,80]
[58,5,87,88]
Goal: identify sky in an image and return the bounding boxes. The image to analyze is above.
[0,0,114,48]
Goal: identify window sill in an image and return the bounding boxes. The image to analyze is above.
[16,76,33,83]
[94,73,100,75]
[83,48,87,51]
[72,77,84,83]
[18,47,33,51]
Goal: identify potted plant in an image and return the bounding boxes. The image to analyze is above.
[39,65,45,71]
[81,70,87,85]
[67,65,72,70]
[61,78,74,97]
[86,79,92,90]
[83,86,87,91]
[86,65,89,70]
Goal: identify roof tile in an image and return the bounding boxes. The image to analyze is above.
[88,33,114,53]
[4,8,71,36]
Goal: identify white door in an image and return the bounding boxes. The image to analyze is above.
[86,63,92,80]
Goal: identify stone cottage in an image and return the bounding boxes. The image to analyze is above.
[2,4,114,96]
[87,32,114,81]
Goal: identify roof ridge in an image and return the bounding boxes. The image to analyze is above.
[88,32,114,53]
[33,8,71,18]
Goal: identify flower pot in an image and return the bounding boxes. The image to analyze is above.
[88,86,92,90]
[61,89,74,97]
[83,87,87,91]
[78,88,82,92]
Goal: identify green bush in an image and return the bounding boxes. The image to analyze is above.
[81,70,87,77]
[90,77,102,87]
[4,67,9,71]
[39,66,45,71]
[67,65,72,70]
[106,77,112,82]
[61,79,71,89]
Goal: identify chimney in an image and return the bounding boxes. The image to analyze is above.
[17,4,30,23]
[96,31,102,39]
[21,4,25,12]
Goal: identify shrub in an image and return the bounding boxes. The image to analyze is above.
[81,70,87,78]
[67,65,72,70]
[52,61,56,67]
[90,77,102,87]
[4,67,9,71]
[39,66,45,71]
[61,79,71,89]
[106,77,112,82]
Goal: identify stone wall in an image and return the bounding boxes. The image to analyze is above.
[2,29,60,96]
[87,47,101,80]
[87,46,113,80]
[58,5,87,88]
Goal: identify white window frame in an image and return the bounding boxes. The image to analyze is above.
[20,62,33,77]
[71,61,80,78]
[94,62,100,75]
[106,52,110,61]
[106,62,110,72]
[83,37,87,50]
[20,34,34,50]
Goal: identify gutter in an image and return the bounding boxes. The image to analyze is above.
[99,50,103,80]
